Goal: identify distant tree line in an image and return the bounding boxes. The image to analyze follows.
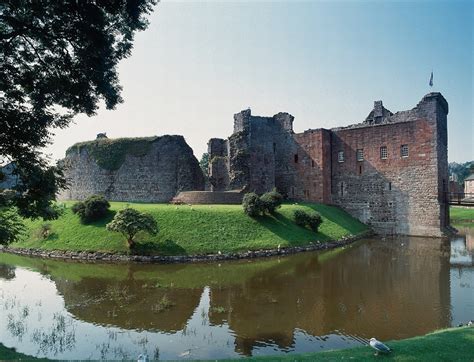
[449,161,474,185]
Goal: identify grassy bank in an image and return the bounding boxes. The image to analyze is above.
[10,202,368,256]
[451,206,474,227]
[235,327,474,361]
[1,327,472,361]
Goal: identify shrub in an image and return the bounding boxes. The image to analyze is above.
[36,223,53,239]
[106,207,158,248]
[260,189,283,214]
[242,192,263,217]
[72,195,110,223]
[294,209,322,232]
[0,207,25,246]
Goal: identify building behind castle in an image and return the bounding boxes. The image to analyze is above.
[208,93,449,236]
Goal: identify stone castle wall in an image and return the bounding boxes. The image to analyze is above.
[58,135,204,202]
[209,93,449,236]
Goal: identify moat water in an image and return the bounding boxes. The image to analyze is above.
[0,230,473,360]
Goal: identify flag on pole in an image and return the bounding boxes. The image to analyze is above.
[429,71,433,87]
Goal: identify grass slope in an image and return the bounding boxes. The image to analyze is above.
[10,202,368,256]
[0,343,46,361]
[451,206,474,227]
[232,327,474,361]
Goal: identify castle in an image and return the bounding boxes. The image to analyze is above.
[59,93,449,237]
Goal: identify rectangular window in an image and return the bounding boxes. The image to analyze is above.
[294,154,299,163]
[311,160,315,168]
[338,151,344,163]
[356,148,364,161]
[401,144,409,158]
[380,146,388,159]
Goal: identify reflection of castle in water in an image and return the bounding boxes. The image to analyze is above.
[450,228,474,266]
[45,237,455,356]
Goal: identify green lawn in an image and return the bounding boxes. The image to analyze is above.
[451,206,474,227]
[10,202,368,256]
[233,327,474,361]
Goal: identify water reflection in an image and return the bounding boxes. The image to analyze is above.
[0,232,473,360]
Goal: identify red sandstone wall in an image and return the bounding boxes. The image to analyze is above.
[293,129,332,203]
[330,118,442,235]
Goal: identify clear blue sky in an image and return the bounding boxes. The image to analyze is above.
[49,0,473,163]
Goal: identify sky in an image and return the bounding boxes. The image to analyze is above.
[47,0,473,163]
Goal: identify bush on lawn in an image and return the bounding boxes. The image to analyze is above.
[72,194,110,223]
[294,209,322,232]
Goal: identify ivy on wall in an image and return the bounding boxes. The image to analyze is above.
[66,137,159,170]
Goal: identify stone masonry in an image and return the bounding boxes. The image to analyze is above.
[58,135,204,202]
[208,93,450,236]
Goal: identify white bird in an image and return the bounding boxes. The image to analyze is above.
[369,338,391,354]
[137,354,148,362]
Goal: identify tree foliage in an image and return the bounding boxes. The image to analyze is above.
[106,207,158,248]
[0,0,156,220]
[72,194,110,223]
[199,153,209,177]
[242,190,283,217]
[260,189,283,214]
[0,207,26,246]
[294,209,322,232]
[449,161,474,185]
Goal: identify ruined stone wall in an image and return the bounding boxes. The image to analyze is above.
[58,135,205,202]
[208,138,229,191]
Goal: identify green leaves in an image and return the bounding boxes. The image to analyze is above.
[0,207,26,246]
[0,0,156,222]
[106,207,158,248]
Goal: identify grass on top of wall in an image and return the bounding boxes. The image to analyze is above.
[11,202,368,256]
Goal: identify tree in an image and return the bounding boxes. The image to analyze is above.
[0,0,157,220]
[199,153,209,177]
[106,207,158,248]
[0,207,25,246]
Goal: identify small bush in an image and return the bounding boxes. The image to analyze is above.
[72,195,110,223]
[36,223,52,239]
[260,189,283,214]
[294,209,322,232]
[242,192,263,217]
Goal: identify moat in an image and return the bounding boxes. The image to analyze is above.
[1,231,473,360]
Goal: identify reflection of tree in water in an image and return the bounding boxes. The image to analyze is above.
[7,313,27,341]
[0,263,15,280]
[31,312,76,356]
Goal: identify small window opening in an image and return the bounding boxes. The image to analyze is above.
[311,160,315,168]
[359,165,362,174]
[340,182,344,196]
[273,143,276,153]
[380,146,388,160]
[356,148,364,161]
[294,154,299,163]
[388,182,392,191]
[401,144,409,158]
[338,151,344,163]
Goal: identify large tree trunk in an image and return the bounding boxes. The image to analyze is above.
[127,238,135,248]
